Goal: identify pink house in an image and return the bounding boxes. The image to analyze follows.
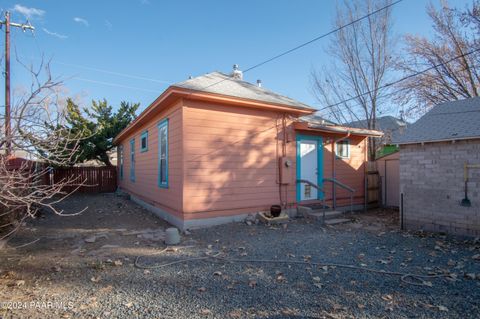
[113,67,382,230]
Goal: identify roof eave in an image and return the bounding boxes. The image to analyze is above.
[113,86,182,145]
[113,86,316,145]
[293,122,383,137]
[394,135,480,145]
[170,86,316,114]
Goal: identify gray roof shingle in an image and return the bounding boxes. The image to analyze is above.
[392,97,480,144]
[347,115,408,143]
[299,114,337,126]
[347,116,407,132]
[172,72,315,111]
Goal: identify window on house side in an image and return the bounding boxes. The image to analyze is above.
[158,119,168,188]
[140,131,148,152]
[130,139,135,182]
[336,140,350,159]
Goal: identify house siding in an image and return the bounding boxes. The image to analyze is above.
[182,99,297,220]
[118,100,184,218]
[182,99,367,219]
[323,135,367,207]
[296,132,367,207]
[400,140,480,237]
[116,97,369,228]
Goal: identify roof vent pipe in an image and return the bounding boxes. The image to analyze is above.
[257,79,262,87]
[231,64,243,80]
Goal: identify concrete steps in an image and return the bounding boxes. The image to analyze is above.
[297,205,352,225]
[306,210,344,220]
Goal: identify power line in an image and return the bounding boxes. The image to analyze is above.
[63,61,171,84]
[49,60,172,85]
[317,46,480,113]
[119,0,406,137]
[183,0,404,94]
[72,77,161,93]
[28,30,172,86]
[243,0,403,73]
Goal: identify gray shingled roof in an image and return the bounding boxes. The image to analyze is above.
[347,116,407,132]
[172,72,315,111]
[392,97,480,144]
[347,115,408,143]
[299,114,337,126]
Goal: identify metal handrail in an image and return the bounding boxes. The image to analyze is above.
[297,179,326,193]
[296,179,327,222]
[322,178,355,213]
[323,178,355,193]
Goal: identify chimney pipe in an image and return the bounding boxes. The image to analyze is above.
[231,64,243,80]
[257,79,262,87]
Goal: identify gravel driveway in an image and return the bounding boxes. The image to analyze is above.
[1,193,479,318]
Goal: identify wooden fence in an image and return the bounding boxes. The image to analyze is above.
[366,161,381,208]
[46,166,117,193]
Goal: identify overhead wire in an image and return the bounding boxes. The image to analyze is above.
[242,0,403,73]
[28,28,172,90]
[316,46,480,114]
[72,77,161,94]
[120,0,408,163]
[179,0,405,96]
[13,1,404,98]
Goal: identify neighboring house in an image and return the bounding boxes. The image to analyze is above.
[113,66,381,230]
[3,155,36,170]
[77,150,118,167]
[393,97,480,237]
[347,115,408,158]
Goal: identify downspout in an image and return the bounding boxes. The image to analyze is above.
[364,137,368,213]
[282,114,288,209]
[331,131,350,210]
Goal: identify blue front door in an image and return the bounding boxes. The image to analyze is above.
[296,135,323,202]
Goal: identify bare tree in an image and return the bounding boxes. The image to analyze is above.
[396,1,480,115]
[0,59,86,242]
[312,0,396,160]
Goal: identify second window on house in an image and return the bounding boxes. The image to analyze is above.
[336,140,350,159]
[141,131,148,152]
[130,139,135,182]
[158,119,168,188]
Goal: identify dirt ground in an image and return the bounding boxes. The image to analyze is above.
[0,194,479,319]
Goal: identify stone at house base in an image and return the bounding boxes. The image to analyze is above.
[165,228,181,245]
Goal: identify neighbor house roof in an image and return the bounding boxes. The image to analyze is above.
[299,114,337,126]
[346,115,408,142]
[173,72,315,112]
[347,115,407,133]
[393,97,480,145]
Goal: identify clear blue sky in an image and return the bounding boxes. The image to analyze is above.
[0,0,473,117]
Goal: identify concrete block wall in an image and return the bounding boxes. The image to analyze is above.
[400,140,480,237]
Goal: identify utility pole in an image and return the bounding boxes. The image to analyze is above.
[0,11,34,156]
